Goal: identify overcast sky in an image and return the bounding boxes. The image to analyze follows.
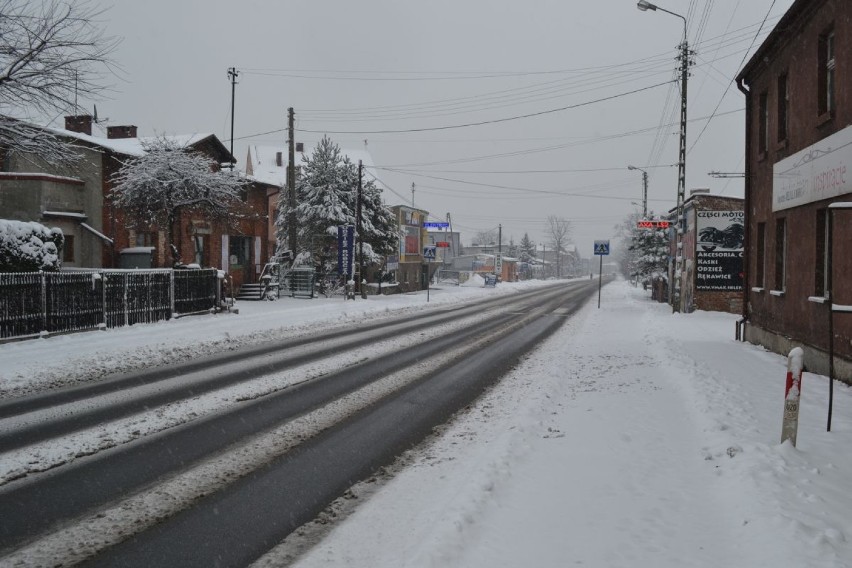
[74,0,795,254]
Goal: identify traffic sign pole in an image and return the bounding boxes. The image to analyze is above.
[593,240,610,308]
[598,255,603,308]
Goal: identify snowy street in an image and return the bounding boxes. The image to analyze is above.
[1,279,851,567]
[280,281,852,568]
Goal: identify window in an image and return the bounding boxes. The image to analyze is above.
[62,234,75,263]
[758,91,769,154]
[135,231,157,247]
[229,236,251,267]
[755,222,766,287]
[818,29,835,116]
[777,73,788,142]
[774,217,786,291]
[193,235,205,266]
[815,209,829,296]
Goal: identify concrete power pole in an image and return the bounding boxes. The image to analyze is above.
[287,107,297,258]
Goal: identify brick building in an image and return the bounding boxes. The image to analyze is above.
[1,116,269,292]
[677,192,744,314]
[737,0,852,380]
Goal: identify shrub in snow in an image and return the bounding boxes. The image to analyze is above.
[0,219,64,272]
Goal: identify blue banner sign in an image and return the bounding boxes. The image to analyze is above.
[423,222,450,229]
[337,225,355,278]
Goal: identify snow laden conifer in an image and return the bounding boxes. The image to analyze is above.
[625,211,669,288]
[276,136,397,268]
[110,137,247,266]
[0,218,63,272]
[519,233,536,263]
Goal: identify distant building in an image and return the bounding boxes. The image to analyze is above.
[390,205,435,292]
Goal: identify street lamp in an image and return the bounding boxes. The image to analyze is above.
[628,165,648,218]
[636,0,691,313]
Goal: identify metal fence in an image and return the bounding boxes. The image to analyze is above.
[0,268,220,340]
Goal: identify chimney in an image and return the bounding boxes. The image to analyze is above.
[295,142,304,152]
[275,151,283,167]
[107,125,138,139]
[65,115,93,136]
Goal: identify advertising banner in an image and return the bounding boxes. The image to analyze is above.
[337,225,354,279]
[696,211,744,291]
[773,124,852,211]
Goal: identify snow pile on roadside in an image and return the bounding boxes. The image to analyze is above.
[0,279,556,399]
[282,281,852,568]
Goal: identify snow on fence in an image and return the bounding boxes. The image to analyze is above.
[0,268,220,340]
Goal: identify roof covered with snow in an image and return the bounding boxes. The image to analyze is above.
[245,144,374,188]
[47,127,225,160]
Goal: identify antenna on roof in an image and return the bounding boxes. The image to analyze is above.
[93,104,108,124]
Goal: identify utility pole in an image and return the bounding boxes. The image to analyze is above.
[287,107,297,258]
[635,1,693,312]
[641,170,648,218]
[411,182,415,207]
[358,160,366,299]
[672,34,692,313]
[497,224,502,279]
[447,212,454,259]
[227,67,239,170]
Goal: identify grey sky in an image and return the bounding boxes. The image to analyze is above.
[77,0,795,254]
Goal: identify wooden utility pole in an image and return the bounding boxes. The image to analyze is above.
[357,160,366,299]
[287,108,297,258]
[227,68,238,170]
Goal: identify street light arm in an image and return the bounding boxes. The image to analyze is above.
[637,1,687,40]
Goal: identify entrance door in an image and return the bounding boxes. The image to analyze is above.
[229,236,252,283]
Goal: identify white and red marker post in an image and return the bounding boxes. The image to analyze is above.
[781,347,804,447]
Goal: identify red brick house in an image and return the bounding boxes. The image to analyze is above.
[737,0,852,380]
[1,116,270,291]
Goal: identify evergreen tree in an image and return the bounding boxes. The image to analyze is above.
[276,136,397,270]
[519,233,536,262]
[627,211,669,287]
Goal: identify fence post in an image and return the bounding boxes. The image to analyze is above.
[170,269,176,319]
[781,347,804,447]
[41,271,47,333]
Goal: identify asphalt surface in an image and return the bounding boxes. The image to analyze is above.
[0,280,600,566]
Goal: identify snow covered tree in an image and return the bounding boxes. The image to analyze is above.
[110,137,247,265]
[0,0,118,164]
[626,211,669,288]
[276,136,397,266]
[519,233,536,262]
[0,218,63,272]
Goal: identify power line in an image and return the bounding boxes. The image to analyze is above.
[295,81,674,135]
[687,0,778,155]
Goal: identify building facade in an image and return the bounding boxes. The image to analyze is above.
[737,0,852,379]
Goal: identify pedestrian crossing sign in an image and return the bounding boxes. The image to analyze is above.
[594,240,610,256]
[423,246,437,260]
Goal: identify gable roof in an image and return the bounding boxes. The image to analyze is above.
[245,143,375,188]
[47,126,235,163]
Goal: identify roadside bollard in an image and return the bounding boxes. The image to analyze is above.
[781,347,804,447]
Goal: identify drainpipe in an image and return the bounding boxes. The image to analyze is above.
[736,75,751,341]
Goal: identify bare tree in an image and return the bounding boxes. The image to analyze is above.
[0,0,118,162]
[473,229,498,246]
[110,137,248,266]
[544,215,572,278]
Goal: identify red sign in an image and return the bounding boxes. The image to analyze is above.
[637,220,670,229]
[436,241,450,248]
